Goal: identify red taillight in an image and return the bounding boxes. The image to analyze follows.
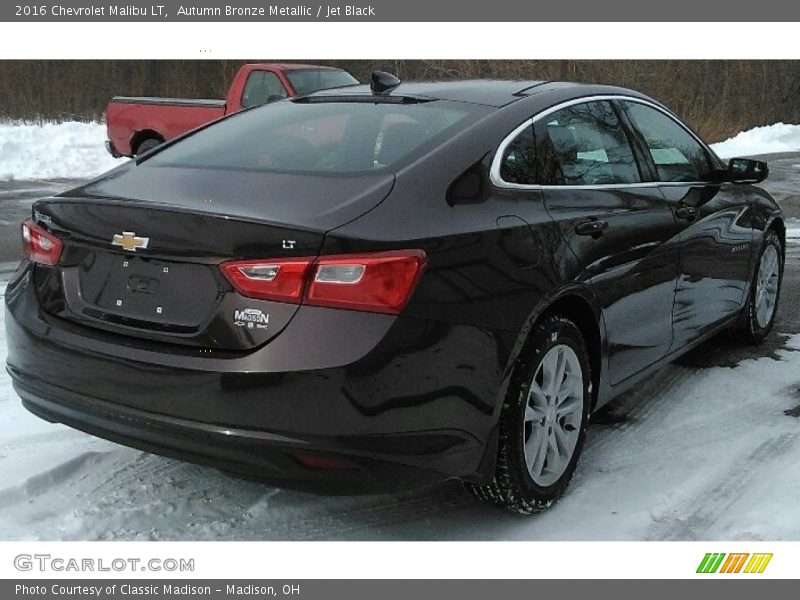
[306,251,427,314]
[219,258,311,303]
[220,250,427,314]
[21,218,63,266]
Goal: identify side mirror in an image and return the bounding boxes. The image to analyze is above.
[728,157,768,184]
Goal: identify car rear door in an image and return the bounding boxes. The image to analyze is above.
[534,99,683,385]
[618,99,754,350]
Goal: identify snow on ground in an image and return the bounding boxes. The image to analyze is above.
[0,121,127,181]
[712,123,800,158]
[1,275,800,541]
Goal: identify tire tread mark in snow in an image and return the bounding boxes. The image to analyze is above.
[253,483,471,540]
[647,432,799,540]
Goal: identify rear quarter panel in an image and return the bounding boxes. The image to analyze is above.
[322,110,591,457]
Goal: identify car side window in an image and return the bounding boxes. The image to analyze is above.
[500,125,537,184]
[622,101,713,183]
[536,101,641,186]
[241,71,288,108]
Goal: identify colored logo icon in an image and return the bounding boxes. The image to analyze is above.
[697,553,773,574]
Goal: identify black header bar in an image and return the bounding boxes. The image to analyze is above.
[4,0,800,22]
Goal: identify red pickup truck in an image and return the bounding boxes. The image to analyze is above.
[105,63,359,157]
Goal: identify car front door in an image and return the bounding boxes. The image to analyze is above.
[619,100,754,350]
[534,99,684,385]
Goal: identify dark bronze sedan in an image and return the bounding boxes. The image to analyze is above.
[4,74,784,513]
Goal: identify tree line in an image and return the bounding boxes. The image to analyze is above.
[0,60,799,142]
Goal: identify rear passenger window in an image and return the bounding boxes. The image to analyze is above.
[241,71,288,108]
[622,101,713,183]
[500,125,537,184]
[537,101,641,186]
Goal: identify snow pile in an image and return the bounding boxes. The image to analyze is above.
[0,121,127,181]
[712,123,800,158]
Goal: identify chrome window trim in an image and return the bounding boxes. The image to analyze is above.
[490,94,716,191]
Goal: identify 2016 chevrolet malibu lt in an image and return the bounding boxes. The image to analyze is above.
[4,74,784,513]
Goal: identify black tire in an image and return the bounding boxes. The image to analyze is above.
[467,315,592,514]
[136,137,162,156]
[735,230,783,343]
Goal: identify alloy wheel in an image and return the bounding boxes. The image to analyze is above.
[755,244,780,328]
[523,344,584,487]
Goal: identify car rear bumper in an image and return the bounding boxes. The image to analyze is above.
[11,374,443,493]
[5,265,512,491]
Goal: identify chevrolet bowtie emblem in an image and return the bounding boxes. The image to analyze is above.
[112,231,149,252]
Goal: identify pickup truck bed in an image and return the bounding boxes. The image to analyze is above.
[105,63,359,157]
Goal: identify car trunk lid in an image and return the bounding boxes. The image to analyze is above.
[31,165,394,351]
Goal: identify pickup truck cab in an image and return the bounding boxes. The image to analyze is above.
[105,63,359,157]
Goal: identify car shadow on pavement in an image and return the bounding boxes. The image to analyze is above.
[676,330,795,369]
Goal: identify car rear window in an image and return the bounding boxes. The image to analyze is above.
[285,69,360,96]
[145,100,483,174]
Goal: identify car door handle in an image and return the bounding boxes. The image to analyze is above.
[675,205,698,221]
[574,219,609,237]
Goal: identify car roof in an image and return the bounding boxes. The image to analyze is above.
[246,63,345,71]
[305,79,653,108]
